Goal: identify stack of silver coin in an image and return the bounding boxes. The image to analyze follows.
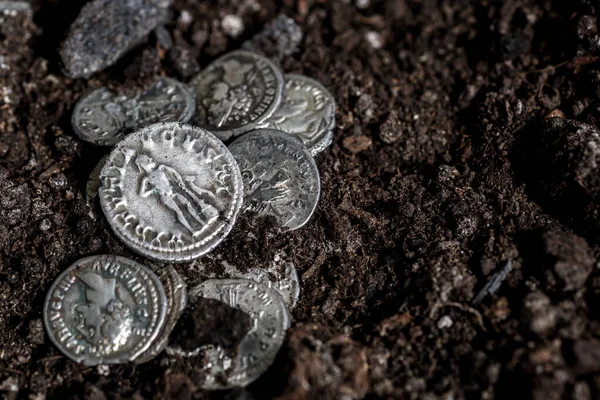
[44,50,335,389]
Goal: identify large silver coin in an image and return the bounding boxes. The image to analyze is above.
[99,122,243,262]
[260,74,335,155]
[184,279,290,390]
[228,129,320,231]
[72,77,196,146]
[135,265,187,363]
[190,50,284,141]
[43,255,168,366]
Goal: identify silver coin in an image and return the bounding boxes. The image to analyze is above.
[173,279,290,390]
[190,50,284,141]
[135,264,187,363]
[43,255,168,366]
[99,122,243,262]
[72,77,196,146]
[228,129,320,230]
[217,258,300,310]
[260,74,335,155]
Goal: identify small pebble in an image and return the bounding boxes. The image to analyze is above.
[221,15,245,38]
[49,174,68,190]
[437,315,453,329]
[365,31,383,49]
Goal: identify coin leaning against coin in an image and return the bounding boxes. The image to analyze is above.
[167,278,291,390]
[190,50,284,141]
[99,122,244,262]
[260,74,336,156]
[135,264,187,364]
[72,77,196,146]
[228,129,321,231]
[43,255,168,366]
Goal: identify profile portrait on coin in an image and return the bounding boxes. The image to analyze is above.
[260,74,336,155]
[191,50,284,141]
[43,255,168,366]
[229,129,320,231]
[99,122,243,262]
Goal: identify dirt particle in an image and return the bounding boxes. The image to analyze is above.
[343,135,372,153]
[542,231,594,291]
[522,292,557,337]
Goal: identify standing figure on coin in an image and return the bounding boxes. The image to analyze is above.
[135,154,219,235]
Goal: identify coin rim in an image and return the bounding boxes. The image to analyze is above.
[42,255,169,366]
[229,128,321,231]
[190,50,285,141]
[99,122,244,262]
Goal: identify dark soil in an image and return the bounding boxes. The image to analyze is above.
[1,0,600,399]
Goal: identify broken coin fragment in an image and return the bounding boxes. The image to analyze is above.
[60,0,171,78]
[72,77,195,146]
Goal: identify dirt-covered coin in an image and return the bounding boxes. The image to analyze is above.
[72,77,195,146]
[135,265,187,363]
[228,129,320,230]
[190,50,284,141]
[260,74,336,155]
[167,279,290,390]
[43,255,168,366]
[99,122,243,262]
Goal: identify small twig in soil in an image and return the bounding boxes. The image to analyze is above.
[472,260,513,306]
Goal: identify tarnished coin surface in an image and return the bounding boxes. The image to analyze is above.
[190,50,284,141]
[228,129,320,230]
[179,279,290,389]
[99,122,243,262]
[260,74,335,155]
[135,265,187,363]
[218,258,300,310]
[72,77,195,146]
[43,255,168,366]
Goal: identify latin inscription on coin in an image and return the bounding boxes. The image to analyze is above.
[228,129,320,230]
[189,279,290,389]
[72,77,196,146]
[43,255,168,366]
[99,122,243,262]
[190,50,284,141]
[260,74,335,155]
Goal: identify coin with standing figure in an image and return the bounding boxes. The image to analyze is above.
[190,50,284,141]
[178,279,290,389]
[228,129,320,231]
[43,255,168,366]
[135,264,187,363]
[72,77,196,146]
[99,122,243,262]
[260,74,335,155]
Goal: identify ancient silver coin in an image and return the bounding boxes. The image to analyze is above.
[228,129,320,230]
[135,264,187,363]
[72,77,196,146]
[215,257,300,310]
[169,279,290,389]
[260,74,336,155]
[190,50,284,141]
[43,255,168,366]
[99,122,243,262]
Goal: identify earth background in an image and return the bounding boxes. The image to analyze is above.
[1,0,600,399]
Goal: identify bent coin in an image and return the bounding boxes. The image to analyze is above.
[260,74,335,155]
[99,122,243,262]
[167,279,290,389]
[43,255,168,366]
[72,77,195,146]
[228,129,320,230]
[190,50,284,141]
[134,264,187,363]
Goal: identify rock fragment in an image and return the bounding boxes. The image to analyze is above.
[541,231,594,291]
[242,14,303,62]
[60,0,171,78]
[522,291,556,337]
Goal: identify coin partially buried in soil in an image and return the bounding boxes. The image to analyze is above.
[43,255,168,366]
[99,122,243,262]
[228,129,320,230]
[190,50,284,141]
[72,77,196,146]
